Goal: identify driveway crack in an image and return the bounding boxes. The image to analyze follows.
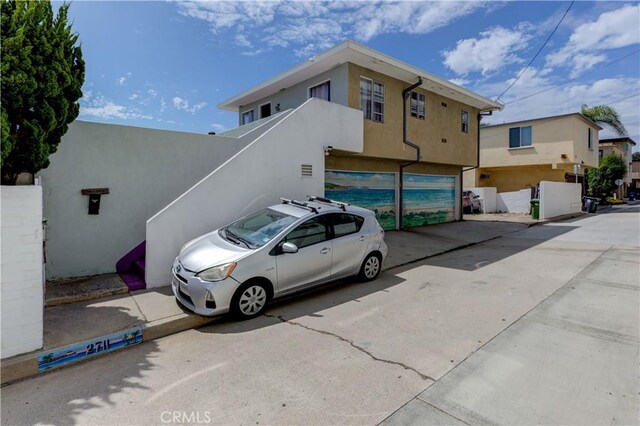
[265,314,434,382]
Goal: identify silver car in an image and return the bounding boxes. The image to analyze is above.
[172,197,388,319]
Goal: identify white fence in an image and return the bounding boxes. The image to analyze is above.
[465,187,497,213]
[540,181,581,220]
[1,185,44,358]
[497,189,532,214]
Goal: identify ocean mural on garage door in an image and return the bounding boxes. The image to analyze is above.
[324,170,397,230]
[402,173,456,227]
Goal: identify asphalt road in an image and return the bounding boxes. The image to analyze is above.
[2,205,638,425]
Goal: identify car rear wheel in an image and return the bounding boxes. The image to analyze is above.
[358,252,382,282]
[231,282,269,320]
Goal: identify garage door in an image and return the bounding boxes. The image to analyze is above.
[325,170,396,230]
[402,173,456,227]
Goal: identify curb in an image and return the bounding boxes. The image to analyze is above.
[1,313,217,386]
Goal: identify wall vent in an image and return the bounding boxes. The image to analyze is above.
[301,164,313,177]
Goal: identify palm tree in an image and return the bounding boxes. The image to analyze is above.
[581,104,627,136]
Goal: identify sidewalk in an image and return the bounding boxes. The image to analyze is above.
[2,219,546,385]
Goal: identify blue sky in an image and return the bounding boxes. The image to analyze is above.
[62,1,640,150]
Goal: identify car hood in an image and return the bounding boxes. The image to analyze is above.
[179,230,249,273]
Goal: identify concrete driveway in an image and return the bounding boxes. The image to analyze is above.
[2,207,638,425]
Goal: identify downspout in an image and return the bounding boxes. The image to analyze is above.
[399,77,423,229]
[461,110,492,220]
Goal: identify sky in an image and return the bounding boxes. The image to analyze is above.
[61,1,640,151]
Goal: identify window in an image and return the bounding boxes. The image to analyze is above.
[410,92,425,119]
[509,126,532,148]
[599,149,604,160]
[328,214,364,238]
[309,81,330,101]
[259,103,271,119]
[241,110,254,125]
[461,110,469,133]
[360,77,384,122]
[623,143,629,152]
[284,217,328,249]
[588,128,593,150]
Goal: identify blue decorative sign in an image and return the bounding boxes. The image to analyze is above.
[37,326,143,372]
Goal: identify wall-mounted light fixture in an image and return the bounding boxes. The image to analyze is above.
[324,145,334,157]
[561,154,568,159]
[275,103,281,112]
[81,188,109,215]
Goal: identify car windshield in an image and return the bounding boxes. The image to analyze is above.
[224,208,297,248]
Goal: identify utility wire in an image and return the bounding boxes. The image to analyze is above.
[504,49,640,105]
[495,0,574,102]
[607,92,640,106]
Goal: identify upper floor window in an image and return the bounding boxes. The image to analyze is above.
[309,81,330,102]
[622,143,629,152]
[360,77,384,122]
[509,126,532,148]
[599,149,604,160]
[461,110,469,133]
[259,102,271,119]
[588,128,594,150]
[241,110,254,125]
[410,91,425,120]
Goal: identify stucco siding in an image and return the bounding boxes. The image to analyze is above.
[37,119,286,279]
[471,165,567,193]
[238,63,349,122]
[346,63,479,166]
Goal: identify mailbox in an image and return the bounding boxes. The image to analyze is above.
[81,188,109,215]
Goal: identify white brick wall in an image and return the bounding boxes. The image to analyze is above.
[1,185,44,359]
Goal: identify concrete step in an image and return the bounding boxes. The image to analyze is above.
[45,274,129,307]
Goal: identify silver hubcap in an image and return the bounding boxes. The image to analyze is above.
[239,285,267,315]
[364,256,380,279]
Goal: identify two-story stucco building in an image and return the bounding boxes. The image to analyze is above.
[598,137,636,198]
[464,113,601,193]
[220,41,502,229]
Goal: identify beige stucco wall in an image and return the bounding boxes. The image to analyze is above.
[326,153,461,176]
[465,165,568,193]
[346,63,479,167]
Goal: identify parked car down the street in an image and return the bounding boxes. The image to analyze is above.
[171,197,388,319]
[463,190,482,213]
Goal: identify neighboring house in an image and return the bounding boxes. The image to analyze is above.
[220,40,502,230]
[39,40,502,288]
[598,137,636,198]
[464,113,601,193]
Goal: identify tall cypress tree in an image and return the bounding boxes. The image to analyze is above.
[1,0,84,185]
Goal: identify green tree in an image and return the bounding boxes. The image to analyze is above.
[581,104,627,136]
[586,153,627,199]
[632,151,640,161]
[1,0,84,185]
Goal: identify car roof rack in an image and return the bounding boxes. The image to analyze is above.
[280,198,319,214]
[307,196,348,211]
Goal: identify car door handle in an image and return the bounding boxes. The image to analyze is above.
[359,235,366,241]
[320,247,331,254]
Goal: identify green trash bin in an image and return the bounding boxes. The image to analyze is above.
[530,199,540,220]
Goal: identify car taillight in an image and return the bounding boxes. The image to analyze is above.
[463,196,470,201]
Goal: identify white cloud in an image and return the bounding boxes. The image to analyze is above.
[449,78,470,87]
[173,96,207,114]
[174,1,488,57]
[443,27,529,76]
[481,74,640,142]
[80,95,152,120]
[210,123,227,132]
[116,72,132,86]
[546,4,640,76]
[147,89,159,98]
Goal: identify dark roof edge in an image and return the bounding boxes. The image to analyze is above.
[599,137,637,146]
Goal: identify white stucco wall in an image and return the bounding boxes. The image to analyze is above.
[496,189,532,213]
[539,181,581,220]
[1,186,44,358]
[464,186,497,213]
[37,117,288,279]
[146,98,364,287]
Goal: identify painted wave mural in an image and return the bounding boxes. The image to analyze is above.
[325,170,456,229]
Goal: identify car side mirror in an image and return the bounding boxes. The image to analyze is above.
[474,195,479,199]
[281,242,298,254]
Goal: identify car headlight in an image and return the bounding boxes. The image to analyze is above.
[197,262,237,282]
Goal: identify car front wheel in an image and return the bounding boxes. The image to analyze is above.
[231,282,269,320]
[358,252,382,282]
